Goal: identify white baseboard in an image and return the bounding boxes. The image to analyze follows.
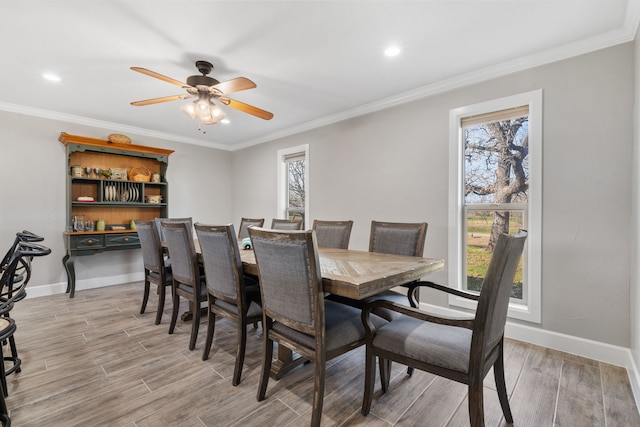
[25,272,145,299]
[419,302,640,407]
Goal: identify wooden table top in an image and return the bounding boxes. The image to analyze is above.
[240,247,444,300]
[167,240,444,300]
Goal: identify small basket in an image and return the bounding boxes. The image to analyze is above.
[129,167,151,182]
[108,133,132,144]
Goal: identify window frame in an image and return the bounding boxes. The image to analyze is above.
[448,90,542,323]
[277,144,309,227]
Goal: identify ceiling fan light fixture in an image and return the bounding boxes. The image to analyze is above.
[180,102,196,119]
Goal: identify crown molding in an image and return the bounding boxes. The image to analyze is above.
[0,101,230,151]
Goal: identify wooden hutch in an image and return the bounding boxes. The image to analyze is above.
[60,132,174,297]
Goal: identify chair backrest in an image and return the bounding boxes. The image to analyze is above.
[161,221,199,288]
[136,220,164,273]
[270,218,303,230]
[194,223,243,304]
[238,218,265,240]
[369,221,428,257]
[472,231,527,360]
[312,220,353,249]
[250,227,322,335]
[1,230,44,272]
[0,242,50,309]
[154,217,193,242]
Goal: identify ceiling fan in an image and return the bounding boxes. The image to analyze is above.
[130,60,273,128]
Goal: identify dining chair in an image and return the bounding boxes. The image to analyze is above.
[270,218,303,230]
[361,231,527,427]
[311,220,353,249]
[0,242,51,397]
[237,218,265,240]
[365,220,428,313]
[136,220,173,325]
[161,220,207,350]
[249,227,384,427]
[330,220,428,316]
[154,217,193,242]
[194,223,263,385]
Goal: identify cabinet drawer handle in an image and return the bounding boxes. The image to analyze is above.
[124,237,129,242]
[87,239,93,245]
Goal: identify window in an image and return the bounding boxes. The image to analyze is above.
[449,90,542,323]
[277,145,309,227]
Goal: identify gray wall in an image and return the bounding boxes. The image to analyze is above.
[0,111,232,291]
[231,43,634,347]
[632,31,640,377]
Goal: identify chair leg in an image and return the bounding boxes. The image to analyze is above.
[202,306,215,361]
[7,336,20,374]
[494,342,513,423]
[140,277,150,315]
[232,316,248,386]
[168,290,179,334]
[189,301,201,350]
[155,284,166,325]
[257,333,273,401]
[310,355,325,427]
[379,357,391,393]
[468,384,485,427]
[361,344,376,415]
[0,344,7,397]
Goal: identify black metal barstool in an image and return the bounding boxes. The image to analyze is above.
[0,242,51,396]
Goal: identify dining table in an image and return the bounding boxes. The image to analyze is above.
[166,240,445,379]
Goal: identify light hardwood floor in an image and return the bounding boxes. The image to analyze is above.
[5,282,640,426]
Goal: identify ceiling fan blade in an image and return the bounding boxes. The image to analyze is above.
[130,94,192,106]
[219,97,274,120]
[130,67,189,88]
[211,77,256,96]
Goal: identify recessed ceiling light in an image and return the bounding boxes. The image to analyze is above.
[42,73,61,82]
[384,45,401,57]
[221,118,230,124]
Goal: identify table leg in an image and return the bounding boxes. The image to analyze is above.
[62,253,76,298]
[270,346,306,380]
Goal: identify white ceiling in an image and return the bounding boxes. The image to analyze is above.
[1,0,638,151]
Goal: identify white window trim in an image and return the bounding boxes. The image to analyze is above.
[448,89,542,323]
[277,144,309,223]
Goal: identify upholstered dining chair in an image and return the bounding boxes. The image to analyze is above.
[311,220,353,249]
[361,231,527,427]
[330,220,428,314]
[161,220,206,350]
[136,220,173,325]
[194,223,263,385]
[249,227,384,427]
[237,218,265,240]
[154,217,193,242]
[270,218,303,230]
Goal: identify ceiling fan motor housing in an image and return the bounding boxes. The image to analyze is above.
[186,74,220,88]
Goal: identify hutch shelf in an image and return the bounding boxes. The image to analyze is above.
[60,132,174,297]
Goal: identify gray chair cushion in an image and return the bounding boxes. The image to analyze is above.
[215,299,262,318]
[272,300,386,352]
[372,315,472,373]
